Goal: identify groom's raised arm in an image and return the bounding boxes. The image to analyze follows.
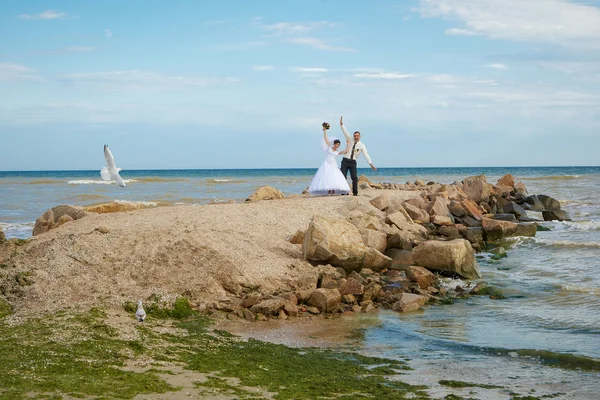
[340,116,352,141]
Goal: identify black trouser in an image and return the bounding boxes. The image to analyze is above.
[340,158,358,196]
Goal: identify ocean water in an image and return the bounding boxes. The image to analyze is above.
[1,166,599,398]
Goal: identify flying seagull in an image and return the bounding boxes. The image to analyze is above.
[101,144,126,187]
[135,300,146,322]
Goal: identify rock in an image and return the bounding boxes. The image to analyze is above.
[339,278,364,295]
[295,289,315,303]
[432,215,453,226]
[0,226,5,243]
[461,199,483,221]
[308,288,342,313]
[85,202,146,213]
[303,215,368,271]
[503,202,528,220]
[514,182,528,196]
[542,210,572,222]
[363,248,393,271]
[342,294,356,304]
[537,195,561,211]
[497,174,515,187]
[405,197,428,210]
[385,249,413,270]
[369,194,389,211]
[32,209,55,236]
[462,175,491,203]
[494,185,515,197]
[462,216,481,227]
[406,266,435,289]
[361,282,382,302]
[494,214,518,222]
[412,239,481,280]
[414,179,425,186]
[384,225,414,250]
[305,306,320,314]
[362,303,376,313]
[386,211,412,230]
[392,293,428,313]
[242,293,262,308]
[95,226,110,234]
[243,309,255,321]
[429,197,452,220]
[481,218,537,242]
[489,247,507,259]
[465,227,484,247]
[403,202,430,223]
[246,186,285,202]
[523,195,545,212]
[358,175,374,187]
[449,201,467,218]
[250,298,286,315]
[438,225,461,239]
[55,214,74,228]
[289,230,305,244]
[360,229,387,253]
[283,302,299,317]
[349,214,385,232]
[278,310,288,320]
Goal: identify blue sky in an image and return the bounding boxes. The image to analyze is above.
[1,0,599,170]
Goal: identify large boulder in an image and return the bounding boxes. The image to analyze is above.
[392,293,428,313]
[537,195,561,212]
[461,199,483,221]
[429,197,452,220]
[406,266,436,289]
[523,195,545,212]
[308,288,342,313]
[33,205,87,236]
[246,186,285,202]
[0,225,5,243]
[542,210,572,221]
[462,175,491,203]
[412,239,481,280]
[497,174,515,187]
[503,202,528,220]
[303,215,389,272]
[369,194,389,211]
[403,202,430,223]
[385,249,414,270]
[360,229,387,253]
[250,298,287,316]
[481,218,537,242]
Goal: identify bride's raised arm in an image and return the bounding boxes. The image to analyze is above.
[338,139,350,155]
[323,125,330,146]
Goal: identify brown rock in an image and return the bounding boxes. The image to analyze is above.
[462,175,491,203]
[339,278,364,295]
[429,197,452,219]
[482,218,537,242]
[360,229,387,253]
[361,282,382,301]
[85,202,144,213]
[55,214,74,228]
[295,289,315,303]
[363,248,392,271]
[438,225,461,239]
[302,215,368,271]
[432,215,453,226]
[412,239,481,280]
[449,201,467,218]
[406,266,436,289]
[250,298,286,315]
[342,294,356,304]
[358,175,374,187]
[497,174,515,187]
[289,230,305,244]
[514,182,528,196]
[385,249,413,270]
[462,199,483,221]
[243,309,255,321]
[369,194,390,211]
[242,293,262,308]
[32,209,55,236]
[362,302,376,313]
[246,186,285,202]
[384,225,414,250]
[405,197,428,210]
[386,211,411,229]
[95,226,110,234]
[0,226,5,243]
[465,227,484,247]
[403,202,430,223]
[308,288,342,313]
[392,293,428,313]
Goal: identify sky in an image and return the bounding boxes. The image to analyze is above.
[1,0,599,170]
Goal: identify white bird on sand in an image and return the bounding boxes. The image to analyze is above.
[101,144,126,187]
[135,300,146,322]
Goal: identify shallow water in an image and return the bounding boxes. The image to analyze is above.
[1,166,600,398]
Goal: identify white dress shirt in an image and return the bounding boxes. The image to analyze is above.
[340,124,372,164]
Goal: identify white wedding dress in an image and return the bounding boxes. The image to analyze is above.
[308,143,351,196]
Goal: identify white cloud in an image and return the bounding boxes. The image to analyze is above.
[287,37,355,52]
[258,21,335,36]
[292,67,328,73]
[445,28,480,36]
[18,10,69,20]
[104,29,112,39]
[418,0,600,48]
[253,66,275,71]
[0,62,42,82]
[58,71,238,90]
[354,72,416,79]
[487,63,509,69]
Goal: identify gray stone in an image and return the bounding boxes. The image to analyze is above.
[413,239,481,280]
[503,202,528,219]
[494,213,518,222]
[542,210,572,221]
[537,195,561,211]
[523,195,545,212]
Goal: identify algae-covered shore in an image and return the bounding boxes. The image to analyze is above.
[0,175,591,399]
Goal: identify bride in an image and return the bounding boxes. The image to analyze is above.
[308,122,352,196]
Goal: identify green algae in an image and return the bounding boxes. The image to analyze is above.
[124,297,196,320]
[439,380,502,389]
[0,298,12,318]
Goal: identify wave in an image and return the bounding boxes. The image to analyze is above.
[113,199,158,207]
[561,284,600,296]
[67,179,137,185]
[532,238,600,249]
[522,175,583,181]
[551,220,600,232]
[206,178,248,184]
[0,222,34,239]
[134,177,189,183]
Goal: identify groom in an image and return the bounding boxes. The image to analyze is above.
[339,116,377,196]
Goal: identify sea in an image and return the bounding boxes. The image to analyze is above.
[1,166,599,399]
